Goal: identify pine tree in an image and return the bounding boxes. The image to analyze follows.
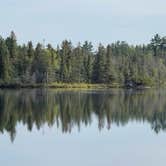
[46,44,58,82]
[82,41,93,83]
[32,43,50,83]
[27,41,34,59]
[71,43,83,82]
[104,45,116,83]
[0,38,11,82]
[59,40,72,82]
[151,34,161,56]
[92,44,106,83]
[6,31,17,59]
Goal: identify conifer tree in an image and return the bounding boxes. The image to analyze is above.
[0,38,10,82]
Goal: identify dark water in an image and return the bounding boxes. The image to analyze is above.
[0,89,166,166]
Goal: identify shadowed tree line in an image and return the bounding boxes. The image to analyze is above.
[0,89,166,141]
[1,32,166,86]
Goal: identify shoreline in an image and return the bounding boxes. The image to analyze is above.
[0,83,152,90]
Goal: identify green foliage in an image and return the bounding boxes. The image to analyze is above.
[92,44,106,83]
[0,37,11,82]
[1,31,166,87]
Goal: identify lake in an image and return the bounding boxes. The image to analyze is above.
[0,89,166,166]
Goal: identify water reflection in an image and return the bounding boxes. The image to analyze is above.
[0,89,166,142]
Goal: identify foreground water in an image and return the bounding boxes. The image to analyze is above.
[0,89,166,166]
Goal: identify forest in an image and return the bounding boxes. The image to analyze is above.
[0,31,166,87]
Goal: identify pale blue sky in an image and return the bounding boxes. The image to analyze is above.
[0,0,166,46]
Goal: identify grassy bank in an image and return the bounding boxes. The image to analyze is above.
[0,82,123,89]
[49,82,123,89]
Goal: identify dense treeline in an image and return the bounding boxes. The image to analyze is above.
[1,32,166,86]
[0,89,166,141]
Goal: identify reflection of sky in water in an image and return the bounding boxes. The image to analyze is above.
[0,121,166,166]
[0,89,166,166]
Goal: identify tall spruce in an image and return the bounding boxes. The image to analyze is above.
[0,38,10,82]
[92,44,106,83]
[104,45,116,83]
[82,41,93,83]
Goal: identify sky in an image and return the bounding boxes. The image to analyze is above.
[0,0,166,46]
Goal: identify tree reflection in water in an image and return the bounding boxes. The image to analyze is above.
[0,89,166,142]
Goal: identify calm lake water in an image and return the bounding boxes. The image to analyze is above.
[0,89,166,166]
